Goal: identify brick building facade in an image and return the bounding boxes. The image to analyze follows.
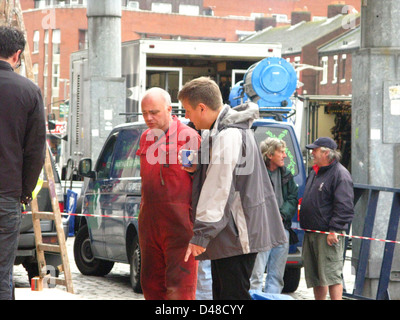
[317,26,359,96]
[19,0,361,109]
[204,0,360,21]
[20,1,256,108]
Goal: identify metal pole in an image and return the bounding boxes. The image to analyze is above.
[352,0,400,299]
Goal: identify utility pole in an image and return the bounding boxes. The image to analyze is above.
[85,0,126,161]
[352,0,400,299]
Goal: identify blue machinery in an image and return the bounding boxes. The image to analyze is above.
[229,57,297,119]
[344,184,400,300]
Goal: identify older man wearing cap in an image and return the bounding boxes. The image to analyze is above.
[300,137,354,300]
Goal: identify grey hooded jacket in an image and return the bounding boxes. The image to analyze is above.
[190,103,287,260]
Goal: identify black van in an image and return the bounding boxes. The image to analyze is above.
[75,119,306,294]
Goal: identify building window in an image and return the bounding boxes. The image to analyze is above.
[152,3,172,14]
[320,56,328,85]
[341,54,347,83]
[52,29,61,98]
[33,31,40,54]
[52,29,61,55]
[179,5,199,16]
[33,63,39,85]
[35,0,46,9]
[272,14,288,23]
[332,55,338,84]
[79,29,88,50]
[70,0,79,5]
[250,13,264,18]
[52,61,61,100]
[126,1,139,9]
[43,30,49,101]
[53,63,60,88]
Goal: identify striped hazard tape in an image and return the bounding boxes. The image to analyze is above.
[23,210,138,221]
[293,227,400,245]
[24,210,400,245]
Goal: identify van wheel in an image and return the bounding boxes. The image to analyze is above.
[130,236,142,293]
[74,225,114,276]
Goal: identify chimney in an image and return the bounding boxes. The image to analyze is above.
[291,11,311,25]
[327,3,347,18]
[255,17,277,31]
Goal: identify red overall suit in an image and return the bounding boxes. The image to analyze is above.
[137,117,200,300]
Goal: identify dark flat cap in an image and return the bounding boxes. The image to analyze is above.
[306,137,337,150]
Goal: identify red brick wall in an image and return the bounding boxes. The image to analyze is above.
[23,9,88,106]
[121,10,254,42]
[317,52,353,96]
[204,0,361,19]
[22,7,255,106]
[21,0,361,19]
[19,0,360,105]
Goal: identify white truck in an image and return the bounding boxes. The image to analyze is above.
[62,39,281,175]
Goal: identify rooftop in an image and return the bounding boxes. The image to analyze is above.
[242,13,360,55]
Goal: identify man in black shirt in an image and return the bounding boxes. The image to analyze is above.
[300,137,354,300]
[0,26,46,300]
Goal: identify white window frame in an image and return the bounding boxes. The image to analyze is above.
[52,29,61,98]
[33,63,39,85]
[36,0,46,8]
[33,30,40,54]
[151,3,172,14]
[332,55,338,84]
[179,4,199,16]
[127,1,139,9]
[272,14,288,23]
[340,54,347,83]
[52,29,61,55]
[320,56,328,85]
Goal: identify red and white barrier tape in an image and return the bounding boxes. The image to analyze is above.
[23,211,138,220]
[293,227,400,245]
[24,211,400,245]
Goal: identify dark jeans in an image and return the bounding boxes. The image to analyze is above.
[211,253,257,300]
[0,197,21,300]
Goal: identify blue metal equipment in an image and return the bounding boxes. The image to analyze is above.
[229,57,297,119]
[343,184,400,300]
[228,57,304,293]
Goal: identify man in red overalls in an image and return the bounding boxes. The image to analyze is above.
[137,87,200,299]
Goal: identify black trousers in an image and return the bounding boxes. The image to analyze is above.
[211,253,257,300]
[0,197,21,300]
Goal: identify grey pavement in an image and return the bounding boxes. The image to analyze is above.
[14,236,144,300]
[13,236,355,300]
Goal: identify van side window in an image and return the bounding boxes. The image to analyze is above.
[110,129,142,179]
[96,133,118,179]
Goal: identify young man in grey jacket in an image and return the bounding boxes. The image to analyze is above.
[179,77,287,300]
